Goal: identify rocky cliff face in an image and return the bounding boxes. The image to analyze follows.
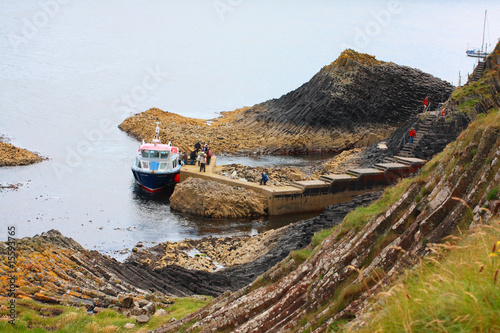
[151,45,500,333]
[119,50,453,155]
[239,50,453,131]
[0,230,174,313]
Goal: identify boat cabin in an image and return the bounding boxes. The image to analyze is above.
[134,144,180,173]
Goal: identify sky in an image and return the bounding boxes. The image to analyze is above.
[1,0,499,119]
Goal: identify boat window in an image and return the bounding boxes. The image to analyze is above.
[173,160,177,168]
[136,157,141,168]
[159,162,167,170]
[141,161,149,169]
[150,150,159,158]
[141,149,149,158]
[160,151,169,159]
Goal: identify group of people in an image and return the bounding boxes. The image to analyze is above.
[181,142,269,184]
[183,142,212,172]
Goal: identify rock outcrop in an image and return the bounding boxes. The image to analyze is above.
[0,191,382,316]
[0,230,174,313]
[131,228,292,273]
[169,178,268,218]
[119,50,453,155]
[0,141,45,166]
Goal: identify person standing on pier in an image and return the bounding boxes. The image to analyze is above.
[182,151,188,165]
[260,172,269,185]
[200,152,207,172]
[190,150,196,165]
[207,149,212,165]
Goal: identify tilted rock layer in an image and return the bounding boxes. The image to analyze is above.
[119,50,453,155]
[151,44,500,333]
[154,109,500,333]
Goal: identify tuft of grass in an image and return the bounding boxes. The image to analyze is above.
[347,219,500,333]
[290,248,312,265]
[312,229,335,248]
[487,186,499,201]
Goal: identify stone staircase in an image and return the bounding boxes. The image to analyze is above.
[470,61,486,82]
[397,113,438,158]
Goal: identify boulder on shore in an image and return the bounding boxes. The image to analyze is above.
[170,178,268,218]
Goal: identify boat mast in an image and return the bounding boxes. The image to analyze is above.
[153,122,161,145]
[481,10,487,54]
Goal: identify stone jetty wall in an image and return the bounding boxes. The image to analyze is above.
[179,156,426,216]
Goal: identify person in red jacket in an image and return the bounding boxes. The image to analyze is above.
[409,127,416,143]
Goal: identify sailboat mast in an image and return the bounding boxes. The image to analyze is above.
[481,10,487,53]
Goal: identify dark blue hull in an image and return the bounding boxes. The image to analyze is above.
[132,169,179,192]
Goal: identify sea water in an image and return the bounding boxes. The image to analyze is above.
[1,1,499,259]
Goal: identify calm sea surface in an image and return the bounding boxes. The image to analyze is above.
[1,1,499,259]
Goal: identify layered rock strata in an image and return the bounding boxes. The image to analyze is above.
[0,191,382,315]
[119,50,453,155]
[0,230,173,314]
[151,110,500,332]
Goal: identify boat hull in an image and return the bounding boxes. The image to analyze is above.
[132,169,179,192]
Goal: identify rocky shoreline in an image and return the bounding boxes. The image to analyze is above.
[0,191,382,319]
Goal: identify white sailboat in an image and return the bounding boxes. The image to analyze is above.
[466,10,489,59]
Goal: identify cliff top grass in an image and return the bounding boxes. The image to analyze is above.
[347,217,500,333]
[323,49,384,72]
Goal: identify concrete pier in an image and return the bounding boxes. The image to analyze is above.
[179,155,426,216]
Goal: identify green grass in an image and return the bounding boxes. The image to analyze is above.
[0,296,212,333]
[290,248,312,265]
[487,186,499,201]
[344,219,500,333]
[338,179,413,238]
[311,229,335,248]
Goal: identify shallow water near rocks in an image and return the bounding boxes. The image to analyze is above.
[1,139,322,261]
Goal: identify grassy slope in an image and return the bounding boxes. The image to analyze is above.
[348,217,500,333]
[0,297,212,333]
[328,46,500,331]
